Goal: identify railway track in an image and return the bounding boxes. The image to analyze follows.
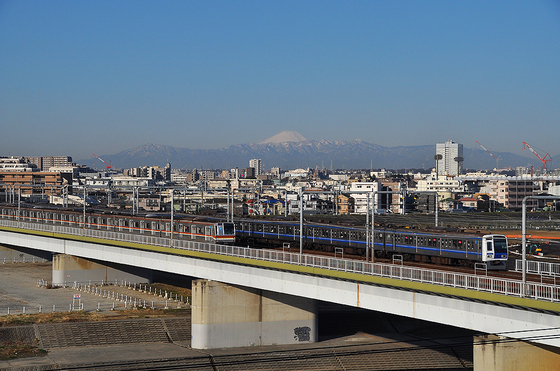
[39,338,473,371]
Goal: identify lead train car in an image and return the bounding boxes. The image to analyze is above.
[237,219,508,270]
[0,206,236,244]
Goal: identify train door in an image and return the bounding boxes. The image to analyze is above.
[384,232,395,252]
[205,226,213,241]
[190,225,197,239]
[482,237,493,262]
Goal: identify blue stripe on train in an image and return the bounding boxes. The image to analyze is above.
[238,230,486,257]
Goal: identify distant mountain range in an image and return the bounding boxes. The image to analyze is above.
[79,131,543,171]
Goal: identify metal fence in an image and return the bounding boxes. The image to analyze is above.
[515,259,560,277]
[2,219,560,303]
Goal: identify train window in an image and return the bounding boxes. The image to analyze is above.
[222,223,234,234]
[494,238,507,254]
[358,231,366,241]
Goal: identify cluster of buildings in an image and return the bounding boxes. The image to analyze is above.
[1,140,559,216]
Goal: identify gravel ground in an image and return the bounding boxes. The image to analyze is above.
[0,262,185,315]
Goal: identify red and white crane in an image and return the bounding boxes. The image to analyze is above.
[522,142,552,173]
[476,140,501,169]
[92,153,111,170]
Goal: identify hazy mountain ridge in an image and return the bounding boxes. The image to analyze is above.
[81,139,541,171]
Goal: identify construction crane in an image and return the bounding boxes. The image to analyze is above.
[476,140,501,169]
[92,153,111,170]
[522,142,552,173]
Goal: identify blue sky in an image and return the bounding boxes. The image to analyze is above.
[1,1,559,162]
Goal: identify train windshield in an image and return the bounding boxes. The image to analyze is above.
[493,237,508,254]
[223,223,235,235]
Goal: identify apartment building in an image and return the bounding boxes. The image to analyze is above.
[0,171,71,196]
[0,157,38,172]
[27,156,74,171]
[479,179,537,210]
[348,182,381,214]
[249,159,263,176]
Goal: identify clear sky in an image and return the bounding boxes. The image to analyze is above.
[1,0,559,161]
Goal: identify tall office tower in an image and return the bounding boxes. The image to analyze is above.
[435,140,463,176]
[249,159,263,176]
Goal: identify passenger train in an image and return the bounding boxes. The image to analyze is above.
[237,219,509,270]
[0,205,236,244]
[0,204,508,270]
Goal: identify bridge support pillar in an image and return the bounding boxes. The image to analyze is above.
[191,279,317,349]
[52,254,153,286]
[474,335,560,371]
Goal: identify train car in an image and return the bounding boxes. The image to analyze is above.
[0,204,507,269]
[0,205,236,244]
[236,219,508,270]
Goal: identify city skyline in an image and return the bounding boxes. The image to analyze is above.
[1,1,559,160]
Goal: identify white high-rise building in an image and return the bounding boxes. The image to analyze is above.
[249,159,263,176]
[435,140,463,177]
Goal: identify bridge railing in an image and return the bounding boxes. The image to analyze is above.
[2,219,559,303]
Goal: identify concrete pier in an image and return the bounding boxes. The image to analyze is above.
[52,254,152,286]
[191,279,317,349]
[474,335,560,370]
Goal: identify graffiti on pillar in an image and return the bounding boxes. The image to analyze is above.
[294,326,311,342]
